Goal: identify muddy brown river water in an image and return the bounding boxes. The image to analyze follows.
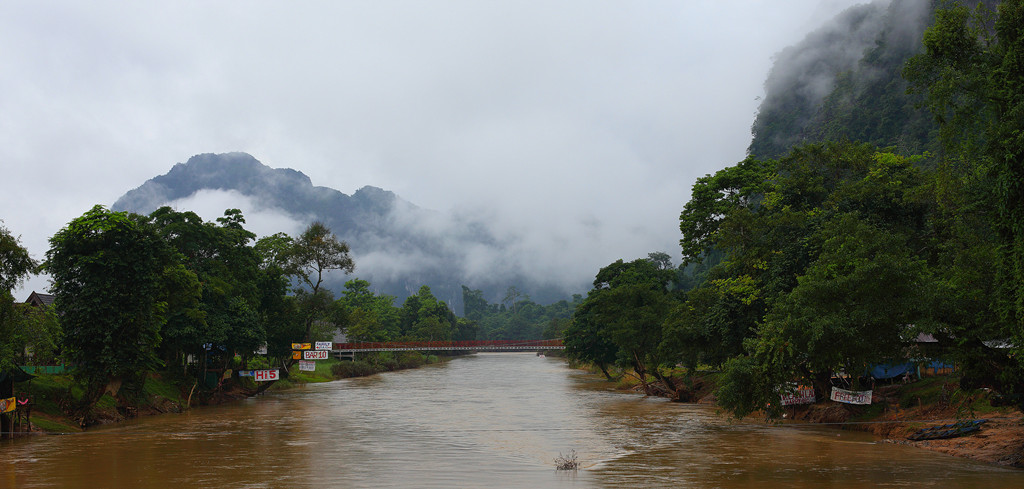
[3,353,1023,488]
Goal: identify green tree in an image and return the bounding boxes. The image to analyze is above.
[286,222,354,341]
[569,257,678,395]
[1,221,36,293]
[717,215,929,418]
[905,0,1024,402]
[335,279,399,342]
[564,299,619,380]
[147,207,271,382]
[254,235,303,364]
[677,143,937,417]
[1,222,40,372]
[461,286,488,321]
[45,206,170,419]
[399,285,456,341]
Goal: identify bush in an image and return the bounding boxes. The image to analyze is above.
[396,352,427,369]
[362,352,397,371]
[331,361,376,378]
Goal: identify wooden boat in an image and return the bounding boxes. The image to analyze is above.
[907,419,987,441]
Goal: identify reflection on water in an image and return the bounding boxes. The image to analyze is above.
[3,353,1022,488]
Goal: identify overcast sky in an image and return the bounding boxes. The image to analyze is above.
[2,0,870,299]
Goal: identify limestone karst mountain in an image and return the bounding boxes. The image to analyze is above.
[113,152,568,312]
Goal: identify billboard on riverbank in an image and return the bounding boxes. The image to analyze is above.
[830,387,872,405]
[780,386,816,405]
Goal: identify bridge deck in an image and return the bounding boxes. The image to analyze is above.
[331,339,564,353]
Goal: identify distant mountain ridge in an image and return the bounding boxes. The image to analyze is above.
[113,152,564,312]
[113,152,400,234]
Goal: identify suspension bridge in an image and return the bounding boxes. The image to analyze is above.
[330,339,564,353]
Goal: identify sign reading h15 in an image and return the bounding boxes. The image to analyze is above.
[253,369,279,382]
[304,350,329,360]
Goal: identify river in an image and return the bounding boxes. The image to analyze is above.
[3,353,1023,488]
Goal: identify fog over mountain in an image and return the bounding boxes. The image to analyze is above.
[3,1,893,304]
[107,1,942,312]
[749,0,934,158]
[113,152,579,311]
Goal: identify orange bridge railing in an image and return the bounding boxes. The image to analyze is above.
[332,339,564,352]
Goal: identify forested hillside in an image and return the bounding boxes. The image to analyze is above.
[566,0,1024,414]
[749,0,936,159]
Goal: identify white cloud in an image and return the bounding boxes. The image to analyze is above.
[166,189,308,239]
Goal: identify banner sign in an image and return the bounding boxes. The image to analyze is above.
[315,341,333,350]
[0,397,15,413]
[291,343,311,350]
[299,360,316,372]
[253,369,279,382]
[303,350,329,360]
[830,387,872,405]
[238,370,254,377]
[780,386,816,406]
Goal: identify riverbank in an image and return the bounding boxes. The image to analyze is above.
[618,368,1024,468]
[8,352,446,434]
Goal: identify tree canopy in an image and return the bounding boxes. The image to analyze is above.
[45,205,170,416]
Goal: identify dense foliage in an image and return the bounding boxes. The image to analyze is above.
[335,281,476,344]
[1,222,50,373]
[904,0,1024,400]
[45,206,171,414]
[462,285,580,341]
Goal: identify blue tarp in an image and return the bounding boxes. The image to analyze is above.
[869,361,954,379]
[869,363,914,379]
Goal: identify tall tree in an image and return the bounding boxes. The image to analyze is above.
[564,299,619,380]
[677,143,937,417]
[905,0,1024,401]
[45,206,169,420]
[286,222,354,341]
[1,221,40,372]
[0,221,36,293]
[568,257,678,395]
[399,285,456,341]
[147,207,271,381]
[335,279,399,342]
[461,286,488,321]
